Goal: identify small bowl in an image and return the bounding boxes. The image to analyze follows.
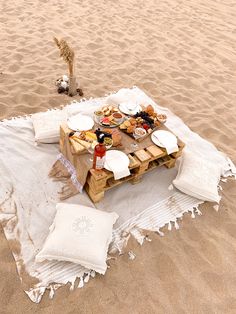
[94,110,103,123]
[157,114,167,123]
[112,112,123,124]
[133,127,146,140]
[104,137,113,149]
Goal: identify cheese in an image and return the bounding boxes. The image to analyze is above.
[71,137,91,149]
[85,131,97,141]
[69,138,85,153]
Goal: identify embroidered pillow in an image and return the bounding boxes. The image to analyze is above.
[31,109,67,143]
[36,203,119,274]
[173,151,222,203]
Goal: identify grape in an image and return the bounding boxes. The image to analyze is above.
[134,111,154,125]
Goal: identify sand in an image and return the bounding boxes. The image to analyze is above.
[0,0,236,313]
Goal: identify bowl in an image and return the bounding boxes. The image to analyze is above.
[94,110,103,123]
[133,127,147,140]
[104,137,113,149]
[157,114,167,123]
[112,112,123,124]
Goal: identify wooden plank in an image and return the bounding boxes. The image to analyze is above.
[85,184,104,203]
[130,175,142,185]
[69,138,85,154]
[105,175,132,190]
[146,145,165,158]
[134,149,151,162]
[87,175,107,193]
[128,154,140,169]
[138,161,150,173]
[61,123,72,135]
[59,125,67,155]
[90,168,109,181]
[164,158,176,169]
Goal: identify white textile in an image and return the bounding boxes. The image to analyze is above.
[32,109,67,143]
[152,131,179,155]
[106,157,130,180]
[0,87,235,303]
[36,203,118,274]
[173,150,222,203]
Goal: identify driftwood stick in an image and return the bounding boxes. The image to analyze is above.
[68,62,74,77]
[69,76,77,97]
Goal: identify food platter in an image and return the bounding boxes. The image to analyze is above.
[94,105,125,128]
[119,105,167,142]
[98,118,124,128]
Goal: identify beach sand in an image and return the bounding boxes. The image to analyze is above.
[1,0,236,313]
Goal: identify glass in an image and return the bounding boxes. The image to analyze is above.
[130,142,138,150]
[87,146,95,162]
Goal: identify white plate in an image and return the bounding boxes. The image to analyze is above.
[98,117,124,128]
[104,150,130,171]
[151,130,177,147]
[119,102,142,115]
[67,114,94,131]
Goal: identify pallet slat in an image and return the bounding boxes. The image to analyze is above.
[134,149,151,162]
[146,145,165,158]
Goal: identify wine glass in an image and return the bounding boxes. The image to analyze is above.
[130,142,138,150]
[87,146,95,162]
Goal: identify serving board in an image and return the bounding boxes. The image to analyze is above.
[119,125,160,142]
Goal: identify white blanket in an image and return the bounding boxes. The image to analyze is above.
[0,87,235,303]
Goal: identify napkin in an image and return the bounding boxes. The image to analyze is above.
[153,132,179,155]
[120,102,139,114]
[126,102,138,111]
[106,157,130,180]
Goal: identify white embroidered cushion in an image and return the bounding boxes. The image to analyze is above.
[36,203,119,274]
[173,151,222,203]
[31,109,67,143]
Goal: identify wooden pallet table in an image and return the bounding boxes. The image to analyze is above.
[60,124,185,203]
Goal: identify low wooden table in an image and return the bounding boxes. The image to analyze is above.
[60,124,185,203]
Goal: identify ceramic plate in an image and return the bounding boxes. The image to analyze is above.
[104,150,130,171]
[151,130,177,147]
[98,117,125,128]
[67,114,94,131]
[119,102,142,115]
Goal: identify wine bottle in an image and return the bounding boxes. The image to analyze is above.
[93,132,106,170]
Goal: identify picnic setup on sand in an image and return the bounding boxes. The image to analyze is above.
[0,87,235,303]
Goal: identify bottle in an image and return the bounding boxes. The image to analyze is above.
[93,132,106,170]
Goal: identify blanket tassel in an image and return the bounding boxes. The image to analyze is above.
[174,220,179,230]
[49,160,70,179]
[58,181,79,200]
[156,229,164,237]
[49,160,79,200]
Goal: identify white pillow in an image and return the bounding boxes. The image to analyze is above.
[31,109,67,143]
[173,151,222,203]
[36,203,119,274]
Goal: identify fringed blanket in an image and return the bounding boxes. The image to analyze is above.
[0,87,235,303]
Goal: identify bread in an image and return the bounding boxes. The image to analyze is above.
[127,125,135,133]
[124,120,131,127]
[145,105,155,115]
